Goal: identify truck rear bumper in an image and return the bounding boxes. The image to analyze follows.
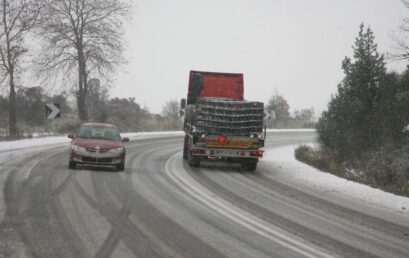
[191,147,263,158]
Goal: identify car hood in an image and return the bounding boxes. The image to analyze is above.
[71,138,123,149]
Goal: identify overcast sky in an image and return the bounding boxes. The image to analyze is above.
[112,0,408,114]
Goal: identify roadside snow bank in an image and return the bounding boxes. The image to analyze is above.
[0,136,71,152]
[0,131,184,152]
[262,144,409,214]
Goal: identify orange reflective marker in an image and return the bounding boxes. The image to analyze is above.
[218,135,227,144]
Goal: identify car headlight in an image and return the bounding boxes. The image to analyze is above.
[71,144,86,152]
[109,147,124,153]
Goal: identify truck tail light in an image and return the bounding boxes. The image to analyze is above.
[250,151,264,157]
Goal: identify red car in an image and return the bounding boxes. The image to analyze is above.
[68,123,129,171]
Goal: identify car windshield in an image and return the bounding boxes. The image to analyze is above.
[76,126,121,141]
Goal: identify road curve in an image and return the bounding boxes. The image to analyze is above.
[0,131,408,258]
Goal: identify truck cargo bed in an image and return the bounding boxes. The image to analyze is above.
[185,97,264,135]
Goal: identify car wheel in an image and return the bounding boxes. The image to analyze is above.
[116,163,125,172]
[69,161,76,170]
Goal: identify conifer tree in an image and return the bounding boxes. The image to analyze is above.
[317,24,386,159]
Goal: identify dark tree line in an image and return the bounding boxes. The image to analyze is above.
[0,81,183,137]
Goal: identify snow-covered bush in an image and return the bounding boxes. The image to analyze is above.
[365,145,409,195]
[295,145,338,173]
[365,147,394,185]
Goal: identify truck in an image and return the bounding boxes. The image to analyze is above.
[181,70,265,171]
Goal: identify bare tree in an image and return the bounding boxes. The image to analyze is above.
[389,0,409,61]
[36,0,131,121]
[266,90,290,128]
[162,99,182,130]
[293,107,315,126]
[0,0,39,137]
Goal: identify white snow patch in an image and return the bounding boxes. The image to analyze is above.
[0,136,71,152]
[262,144,409,214]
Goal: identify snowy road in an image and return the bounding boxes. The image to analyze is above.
[0,131,408,258]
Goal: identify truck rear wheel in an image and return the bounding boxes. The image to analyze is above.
[187,149,200,168]
[188,152,200,167]
[183,136,188,160]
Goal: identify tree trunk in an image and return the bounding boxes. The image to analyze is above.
[77,92,87,121]
[8,72,17,137]
[77,47,88,121]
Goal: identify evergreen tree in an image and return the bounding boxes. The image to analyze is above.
[317,24,386,159]
[391,69,409,138]
[375,72,404,144]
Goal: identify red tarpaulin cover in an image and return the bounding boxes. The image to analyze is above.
[187,71,244,104]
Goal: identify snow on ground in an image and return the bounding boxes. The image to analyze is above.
[0,131,185,152]
[0,136,71,152]
[0,131,184,222]
[262,144,409,214]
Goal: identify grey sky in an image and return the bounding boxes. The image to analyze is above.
[113,0,408,114]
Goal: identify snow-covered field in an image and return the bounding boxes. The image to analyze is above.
[262,144,409,214]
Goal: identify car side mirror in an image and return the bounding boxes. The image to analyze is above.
[68,133,74,139]
[122,137,129,142]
